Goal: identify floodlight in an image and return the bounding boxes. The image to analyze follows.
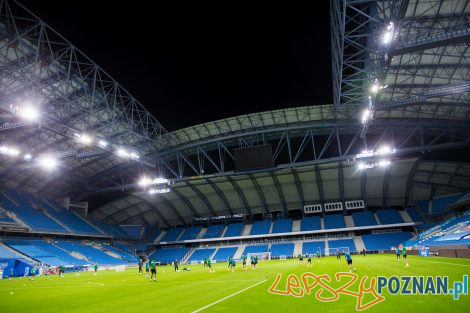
[370,83,379,94]
[378,159,391,167]
[358,163,366,170]
[0,145,20,157]
[149,188,170,195]
[356,150,374,159]
[74,133,93,145]
[130,152,140,159]
[39,156,57,170]
[382,30,393,44]
[377,145,391,155]
[116,148,130,158]
[139,177,153,187]
[98,140,108,147]
[23,153,32,161]
[18,104,39,122]
[361,109,371,123]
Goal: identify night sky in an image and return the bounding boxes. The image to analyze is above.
[18,0,332,131]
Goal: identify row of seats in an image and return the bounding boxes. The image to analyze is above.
[157,210,417,243]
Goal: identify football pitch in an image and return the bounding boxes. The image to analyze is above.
[1,255,469,313]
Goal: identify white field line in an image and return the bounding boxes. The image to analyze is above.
[191,279,267,313]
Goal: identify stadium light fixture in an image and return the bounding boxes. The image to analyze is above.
[361,109,371,124]
[98,140,108,148]
[74,133,93,145]
[378,159,391,168]
[17,103,39,122]
[356,150,374,159]
[0,145,20,157]
[149,188,170,195]
[116,148,130,158]
[370,83,379,94]
[23,153,32,161]
[381,22,394,45]
[130,152,140,159]
[139,177,170,187]
[38,155,57,170]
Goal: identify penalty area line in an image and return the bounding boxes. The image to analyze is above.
[191,279,267,313]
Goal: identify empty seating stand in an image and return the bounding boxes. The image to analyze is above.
[270,243,294,257]
[328,239,356,253]
[179,226,202,240]
[406,207,423,222]
[362,232,413,251]
[203,224,225,239]
[243,245,269,255]
[352,211,377,227]
[160,228,184,242]
[149,247,189,264]
[250,220,271,235]
[187,248,216,262]
[223,223,244,237]
[212,247,238,261]
[55,241,126,265]
[302,241,326,256]
[323,214,346,229]
[376,210,403,224]
[300,216,321,231]
[271,219,293,234]
[431,194,463,215]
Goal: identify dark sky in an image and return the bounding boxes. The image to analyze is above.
[18,0,332,131]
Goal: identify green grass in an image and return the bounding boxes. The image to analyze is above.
[1,255,469,312]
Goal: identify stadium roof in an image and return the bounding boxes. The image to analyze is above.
[0,0,469,227]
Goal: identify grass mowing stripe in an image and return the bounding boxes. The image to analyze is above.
[412,259,470,267]
[191,279,267,313]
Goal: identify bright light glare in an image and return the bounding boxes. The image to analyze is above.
[149,188,170,194]
[130,152,140,159]
[23,153,32,161]
[75,133,93,145]
[377,145,391,155]
[18,104,39,121]
[356,150,374,159]
[382,31,393,44]
[98,140,108,147]
[362,109,371,123]
[0,145,20,157]
[139,177,170,187]
[370,83,379,94]
[116,148,130,158]
[139,177,153,187]
[39,156,57,170]
[378,159,391,167]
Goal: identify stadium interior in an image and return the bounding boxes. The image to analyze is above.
[0,0,470,278]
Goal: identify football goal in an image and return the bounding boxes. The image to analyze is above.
[247,252,271,262]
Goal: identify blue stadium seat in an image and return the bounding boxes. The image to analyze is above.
[212,247,238,261]
[243,245,269,255]
[203,224,225,239]
[148,247,189,264]
[362,232,413,251]
[300,216,321,231]
[270,243,294,257]
[328,239,356,252]
[352,211,377,227]
[250,221,271,235]
[187,248,216,262]
[271,219,293,233]
[160,228,185,242]
[302,241,326,256]
[406,207,423,222]
[55,241,127,265]
[0,244,25,259]
[323,214,346,229]
[179,226,202,241]
[431,194,463,215]
[376,210,403,224]
[119,225,143,239]
[223,223,244,237]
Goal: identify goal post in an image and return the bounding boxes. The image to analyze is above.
[247,252,271,262]
[325,247,350,256]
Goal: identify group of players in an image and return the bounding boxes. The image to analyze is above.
[135,245,410,282]
[201,255,260,273]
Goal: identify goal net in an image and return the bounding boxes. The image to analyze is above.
[325,247,349,256]
[247,252,271,262]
